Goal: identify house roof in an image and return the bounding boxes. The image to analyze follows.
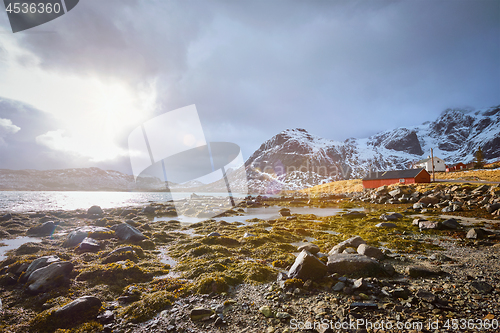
[362,168,428,181]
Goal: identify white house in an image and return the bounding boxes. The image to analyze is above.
[415,156,446,172]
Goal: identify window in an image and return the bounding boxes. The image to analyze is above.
[399,179,405,183]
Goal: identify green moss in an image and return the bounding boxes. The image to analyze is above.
[200,236,240,247]
[191,273,232,294]
[119,291,175,323]
[76,260,153,287]
[283,278,303,289]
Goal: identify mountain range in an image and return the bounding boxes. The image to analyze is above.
[245,105,500,193]
[0,105,498,193]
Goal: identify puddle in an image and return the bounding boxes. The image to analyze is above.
[0,237,43,261]
[319,230,341,235]
[156,247,182,278]
[290,236,317,248]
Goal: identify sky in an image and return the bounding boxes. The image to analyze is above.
[0,0,499,175]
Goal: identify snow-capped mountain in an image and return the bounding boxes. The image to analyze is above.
[246,105,500,193]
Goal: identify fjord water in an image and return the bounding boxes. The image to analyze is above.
[0,191,246,213]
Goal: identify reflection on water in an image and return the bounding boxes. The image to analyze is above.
[0,237,42,261]
[0,191,246,213]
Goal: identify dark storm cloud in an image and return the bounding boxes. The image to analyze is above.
[2,0,499,169]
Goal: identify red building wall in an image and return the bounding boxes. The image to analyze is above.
[362,172,430,189]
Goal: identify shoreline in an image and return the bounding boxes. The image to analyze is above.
[0,183,499,332]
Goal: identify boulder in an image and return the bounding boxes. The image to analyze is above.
[142,206,156,214]
[23,255,61,281]
[87,205,104,216]
[328,236,366,255]
[466,228,489,239]
[418,196,440,205]
[341,211,366,219]
[470,281,493,294]
[327,253,382,276]
[357,244,384,260]
[486,203,500,214]
[405,265,443,278]
[77,237,101,253]
[27,221,57,236]
[442,218,460,229]
[418,221,442,230]
[190,307,214,321]
[412,218,427,226]
[26,261,74,293]
[379,213,403,221]
[413,203,425,210]
[297,243,320,254]
[53,296,102,325]
[279,208,291,217]
[63,226,112,248]
[375,222,397,228]
[0,213,12,222]
[111,223,147,242]
[288,250,328,281]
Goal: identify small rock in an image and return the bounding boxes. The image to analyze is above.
[207,232,221,237]
[297,243,320,254]
[275,311,291,319]
[357,244,384,260]
[243,232,256,238]
[190,307,214,321]
[328,236,366,255]
[259,305,273,318]
[416,290,436,303]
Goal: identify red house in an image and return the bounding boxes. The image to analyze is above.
[446,162,466,172]
[362,168,431,189]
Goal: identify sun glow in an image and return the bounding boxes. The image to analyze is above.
[0,36,158,162]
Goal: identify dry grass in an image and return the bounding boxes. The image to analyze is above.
[435,168,500,182]
[300,179,363,196]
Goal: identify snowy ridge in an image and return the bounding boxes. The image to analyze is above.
[245,105,500,193]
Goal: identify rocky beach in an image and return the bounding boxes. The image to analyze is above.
[0,182,499,333]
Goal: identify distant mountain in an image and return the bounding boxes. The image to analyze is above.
[0,167,167,191]
[245,105,500,193]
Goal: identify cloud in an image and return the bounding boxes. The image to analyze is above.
[0,118,20,145]
[0,0,498,169]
